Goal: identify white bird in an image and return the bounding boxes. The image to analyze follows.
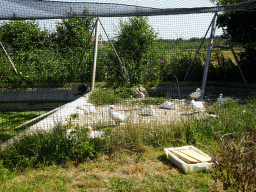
[109,105,126,125]
[74,107,87,115]
[64,129,77,140]
[161,101,176,109]
[76,103,95,113]
[217,94,228,103]
[203,113,219,118]
[189,88,202,100]
[190,100,204,109]
[87,126,105,139]
[140,105,156,116]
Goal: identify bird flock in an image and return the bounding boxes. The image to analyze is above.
[64,88,232,140]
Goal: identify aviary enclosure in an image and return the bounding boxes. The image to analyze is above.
[0,0,255,153]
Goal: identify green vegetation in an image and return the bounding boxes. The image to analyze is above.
[211,0,256,83]
[0,15,252,86]
[0,111,47,143]
[0,89,255,191]
[0,10,255,191]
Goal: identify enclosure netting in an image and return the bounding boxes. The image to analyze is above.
[1,0,256,149]
[1,0,256,19]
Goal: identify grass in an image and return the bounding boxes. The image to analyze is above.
[0,111,47,143]
[0,89,255,191]
[0,147,223,192]
[0,102,65,143]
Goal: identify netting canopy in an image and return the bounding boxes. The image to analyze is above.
[1,0,256,19]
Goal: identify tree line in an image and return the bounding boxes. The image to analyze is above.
[0,7,255,86]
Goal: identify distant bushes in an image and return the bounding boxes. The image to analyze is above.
[0,17,252,86]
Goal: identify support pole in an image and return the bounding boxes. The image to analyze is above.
[200,13,218,100]
[184,16,215,81]
[98,18,129,82]
[76,21,97,74]
[0,42,19,76]
[91,18,99,91]
[220,25,247,84]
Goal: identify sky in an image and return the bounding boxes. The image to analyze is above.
[45,0,223,40]
[1,0,223,40]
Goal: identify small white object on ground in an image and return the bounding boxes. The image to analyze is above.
[217,94,239,103]
[164,145,214,173]
[190,100,204,109]
[217,94,227,103]
[87,126,105,139]
[109,105,126,125]
[161,101,177,109]
[203,113,219,118]
[77,103,95,113]
[64,129,77,140]
[140,105,156,116]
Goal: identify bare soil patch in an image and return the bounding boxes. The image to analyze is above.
[72,99,206,128]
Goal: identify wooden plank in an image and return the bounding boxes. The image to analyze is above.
[179,149,212,163]
[169,149,200,164]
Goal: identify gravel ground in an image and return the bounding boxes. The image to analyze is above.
[72,99,206,128]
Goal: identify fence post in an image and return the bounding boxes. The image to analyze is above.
[219,23,247,84]
[91,18,99,91]
[199,13,218,100]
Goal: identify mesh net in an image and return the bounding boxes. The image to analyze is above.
[0,0,256,162]
[1,0,256,19]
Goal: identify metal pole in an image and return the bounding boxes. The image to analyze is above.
[184,16,215,81]
[91,18,99,91]
[219,25,247,84]
[200,13,218,100]
[98,18,129,82]
[0,42,19,76]
[76,21,97,74]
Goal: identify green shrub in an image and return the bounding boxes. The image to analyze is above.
[211,129,256,191]
[89,88,122,105]
[0,20,48,51]
[52,8,94,54]
[0,125,106,171]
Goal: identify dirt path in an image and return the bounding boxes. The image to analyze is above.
[72,99,206,128]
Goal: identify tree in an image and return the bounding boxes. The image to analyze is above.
[115,16,162,85]
[211,0,256,82]
[0,20,48,51]
[53,8,95,54]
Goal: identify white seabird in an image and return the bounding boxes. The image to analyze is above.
[189,88,202,100]
[203,113,219,118]
[140,105,156,116]
[161,101,176,109]
[190,99,204,109]
[87,126,105,139]
[76,103,96,113]
[217,94,228,103]
[109,105,126,125]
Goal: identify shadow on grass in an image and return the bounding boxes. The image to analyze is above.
[157,153,184,174]
[0,111,46,143]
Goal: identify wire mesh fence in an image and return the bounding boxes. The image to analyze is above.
[0,0,256,150]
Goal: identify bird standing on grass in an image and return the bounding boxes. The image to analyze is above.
[109,105,126,125]
[217,94,227,103]
[189,88,202,100]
